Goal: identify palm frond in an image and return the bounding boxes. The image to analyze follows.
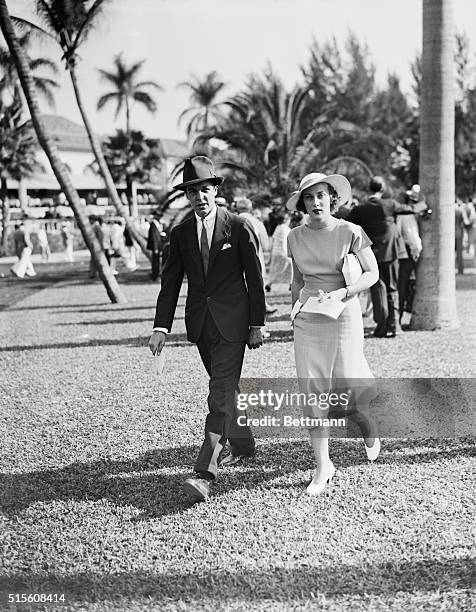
[134,80,163,91]
[29,57,59,74]
[10,15,57,42]
[97,91,120,111]
[73,0,111,49]
[97,67,120,86]
[132,91,157,113]
[33,77,57,109]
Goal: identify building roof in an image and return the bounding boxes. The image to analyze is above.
[157,138,189,159]
[27,115,96,152]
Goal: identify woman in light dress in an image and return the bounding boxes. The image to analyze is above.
[286,172,380,495]
[266,211,292,291]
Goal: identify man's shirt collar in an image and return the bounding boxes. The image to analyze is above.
[195,205,217,226]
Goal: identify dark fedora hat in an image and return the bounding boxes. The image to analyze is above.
[173,156,224,191]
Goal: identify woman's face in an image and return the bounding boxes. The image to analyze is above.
[302,182,332,220]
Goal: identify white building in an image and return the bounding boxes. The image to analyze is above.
[12,114,189,198]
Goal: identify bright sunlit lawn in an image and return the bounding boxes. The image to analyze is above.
[1,263,475,611]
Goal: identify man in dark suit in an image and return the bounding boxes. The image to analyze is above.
[148,156,266,502]
[348,176,426,337]
[147,213,165,281]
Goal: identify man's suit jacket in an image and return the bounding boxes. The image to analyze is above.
[348,196,415,262]
[147,221,164,252]
[153,206,266,343]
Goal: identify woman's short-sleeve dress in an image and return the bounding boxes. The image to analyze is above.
[287,217,375,404]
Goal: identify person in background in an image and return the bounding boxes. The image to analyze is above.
[397,184,424,327]
[147,213,166,281]
[36,224,51,262]
[289,210,304,229]
[61,221,74,263]
[109,219,127,275]
[266,210,292,292]
[215,196,228,208]
[123,225,138,272]
[235,196,276,326]
[462,198,476,260]
[11,222,36,278]
[334,196,359,220]
[455,199,467,275]
[348,176,426,337]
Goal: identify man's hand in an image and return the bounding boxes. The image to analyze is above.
[149,330,166,355]
[247,327,263,349]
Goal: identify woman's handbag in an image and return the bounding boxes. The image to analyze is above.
[342,252,363,286]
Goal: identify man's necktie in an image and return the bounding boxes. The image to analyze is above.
[200,219,209,274]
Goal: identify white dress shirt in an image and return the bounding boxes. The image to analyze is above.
[196,205,217,250]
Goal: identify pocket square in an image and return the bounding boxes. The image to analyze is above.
[220,243,232,251]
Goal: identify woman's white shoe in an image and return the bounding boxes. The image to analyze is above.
[365,437,381,461]
[306,463,336,496]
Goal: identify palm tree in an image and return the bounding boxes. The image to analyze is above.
[177,71,226,140]
[411,0,458,330]
[0,95,41,253]
[97,53,163,135]
[12,1,151,258]
[0,31,58,108]
[200,67,310,197]
[0,0,125,303]
[101,129,161,212]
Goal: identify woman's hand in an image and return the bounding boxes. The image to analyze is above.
[327,288,347,301]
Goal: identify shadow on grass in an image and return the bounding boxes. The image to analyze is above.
[55,317,154,326]
[0,556,473,604]
[0,332,189,352]
[1,439,474,521]
[0,443,299,520]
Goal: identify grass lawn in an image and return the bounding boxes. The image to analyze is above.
[0,264,475,611]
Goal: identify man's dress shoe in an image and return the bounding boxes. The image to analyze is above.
[183,478,210,502]
[220,453,254,467]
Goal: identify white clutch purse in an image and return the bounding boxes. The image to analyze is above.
[342,252,363,286]
[291,296,346,321]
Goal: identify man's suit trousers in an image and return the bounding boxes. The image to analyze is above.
[370,259,400,335]
[194,311,255,479]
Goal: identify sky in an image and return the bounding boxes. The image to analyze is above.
[4,0,476,141]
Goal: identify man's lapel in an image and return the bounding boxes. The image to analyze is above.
[208,207,228,272]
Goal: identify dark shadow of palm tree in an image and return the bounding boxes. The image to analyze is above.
[1,438,473,521]
[55,317,154,326]
[0,332,189,352]
[1,556,472,604]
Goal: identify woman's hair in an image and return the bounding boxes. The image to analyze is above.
[296,183,340,213]
[273,210,289,225]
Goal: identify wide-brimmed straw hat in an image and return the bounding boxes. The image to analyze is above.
[286,172,351,211]
[173,156,224,191]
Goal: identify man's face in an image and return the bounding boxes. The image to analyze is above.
[186,181,217,218]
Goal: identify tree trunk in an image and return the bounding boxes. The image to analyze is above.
[0,175,10,255]
[126,98,131,136]
[0,1,126,303]
[68,67,151,261]
[411,0,458,330]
